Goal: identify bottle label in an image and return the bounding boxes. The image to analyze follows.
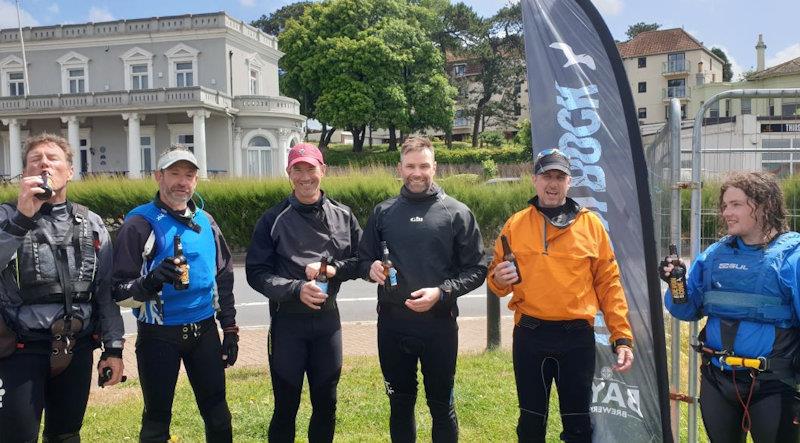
[317,281,328,294]
[179,263,190,286]
[388,268,398,286]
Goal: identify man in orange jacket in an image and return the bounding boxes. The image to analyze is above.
[488,148,634,443]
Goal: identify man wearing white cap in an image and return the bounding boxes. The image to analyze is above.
[113,145,238,442]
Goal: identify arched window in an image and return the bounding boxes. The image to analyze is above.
[247,136,272,177]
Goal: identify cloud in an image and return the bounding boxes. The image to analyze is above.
[0,0,38,28]
[239,0,256,6]
[591,0,623,16]
[88,6,114,22]
[47,3,59,14]
[767,42,800,68]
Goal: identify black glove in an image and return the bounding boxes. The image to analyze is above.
[221,331,239,368]
[658,257,686,284]
[141,256,183,294]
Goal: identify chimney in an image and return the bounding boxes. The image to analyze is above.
[756,34,766,71]
[696,61,705,85]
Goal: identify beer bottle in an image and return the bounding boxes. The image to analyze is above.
[37,171,53,201]
[173,235,189,290]
[316,257,329,295]
[668,244,687,304]
[501,235,522,285]
[380,241,398,292]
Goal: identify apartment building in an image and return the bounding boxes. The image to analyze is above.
[0,11,305,180]
[445,52,529,141]
[618,28,724,124]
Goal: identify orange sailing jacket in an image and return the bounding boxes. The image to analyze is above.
[487,200,633,343]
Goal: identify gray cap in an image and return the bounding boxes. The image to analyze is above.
[534,148,571,175]
[157,148,198,170]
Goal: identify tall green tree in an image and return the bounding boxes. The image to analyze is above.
[625,22,660,40]
[250,1,312,36]
[280,0,454,152]
[711,47,734,82]
[456,3,525,147]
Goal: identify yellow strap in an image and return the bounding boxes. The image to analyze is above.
[722,356,763,370]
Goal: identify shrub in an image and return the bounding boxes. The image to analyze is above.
[479,131,504,147]
[482,159,498,178]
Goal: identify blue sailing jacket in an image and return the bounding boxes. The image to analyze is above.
[126,202,216,325]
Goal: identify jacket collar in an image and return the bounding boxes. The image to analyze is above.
[529,196,582,228]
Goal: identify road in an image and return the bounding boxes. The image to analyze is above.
[120,266,514,333]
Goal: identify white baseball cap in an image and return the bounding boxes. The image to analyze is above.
[157,148,198,170]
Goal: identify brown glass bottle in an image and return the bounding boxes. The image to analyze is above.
[316,257,329,295]
[36,171,53,201]
[380,241,398,292]
[173,235,189,290]
[501,235,522,285]
[668,244,687,304]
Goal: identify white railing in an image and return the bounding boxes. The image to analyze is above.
[233,95,300,115]
[0,12,277,49]
[0,87,233,114]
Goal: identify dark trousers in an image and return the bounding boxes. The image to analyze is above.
[513,317,595,443]
[0,341,93,443]
[136,318,232,443]
[267,311,342,443]
[699,364,800,442]
[377,314,458,443]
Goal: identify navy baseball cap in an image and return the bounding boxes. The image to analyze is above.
[534,148,571,175]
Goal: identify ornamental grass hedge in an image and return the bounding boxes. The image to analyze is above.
[0,172,533,251]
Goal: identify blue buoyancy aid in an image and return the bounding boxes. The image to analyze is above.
[126,202,216,325]
[701,233,800,328]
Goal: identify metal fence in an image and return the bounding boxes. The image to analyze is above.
[649,89,800,442]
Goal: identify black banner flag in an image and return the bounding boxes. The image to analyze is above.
[521,0,672,440]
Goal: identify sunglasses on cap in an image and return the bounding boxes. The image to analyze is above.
[535,148,567,160]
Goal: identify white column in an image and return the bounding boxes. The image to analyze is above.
[233,127,243,177]
[188,109,210,179]
[277,128,293,177]
[2,119,22,177]
[122,113,141,179]
[60,116,81,180]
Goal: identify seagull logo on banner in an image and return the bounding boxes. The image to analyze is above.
[549,42,596,70]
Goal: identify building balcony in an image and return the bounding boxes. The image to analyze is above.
[662,86,692,101]
[662,61,689,77]
[453,116,472,128]
[0,87,302,120]
[233,95,301,117]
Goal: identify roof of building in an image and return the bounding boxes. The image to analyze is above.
[747,56,800,80]
[617,28,723,62]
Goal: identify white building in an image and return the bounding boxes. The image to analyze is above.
[0,11,305,180]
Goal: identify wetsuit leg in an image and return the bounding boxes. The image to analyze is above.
[378,323,420,443]
[419,323,458,443]
[698,366,747,443]
[0,352,49,443]
[268,315,309,443]
[513,325,556,443]
[184,328,232,443]
[136,335,182,443]
[42,344,94,442]
[552,326,594,443]
[306,313,342,443]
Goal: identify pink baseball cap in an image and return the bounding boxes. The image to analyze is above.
[287,143,325,168]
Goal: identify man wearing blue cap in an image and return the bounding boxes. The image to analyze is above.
[488,148,634,442]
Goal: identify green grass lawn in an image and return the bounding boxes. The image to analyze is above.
[82,350,552,442]
[81,348,709,442]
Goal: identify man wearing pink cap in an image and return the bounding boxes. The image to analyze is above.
[246,143,362,442]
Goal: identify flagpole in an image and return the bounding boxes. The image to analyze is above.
[16,0,30,96]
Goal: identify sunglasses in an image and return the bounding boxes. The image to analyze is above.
[535,148,567,160]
